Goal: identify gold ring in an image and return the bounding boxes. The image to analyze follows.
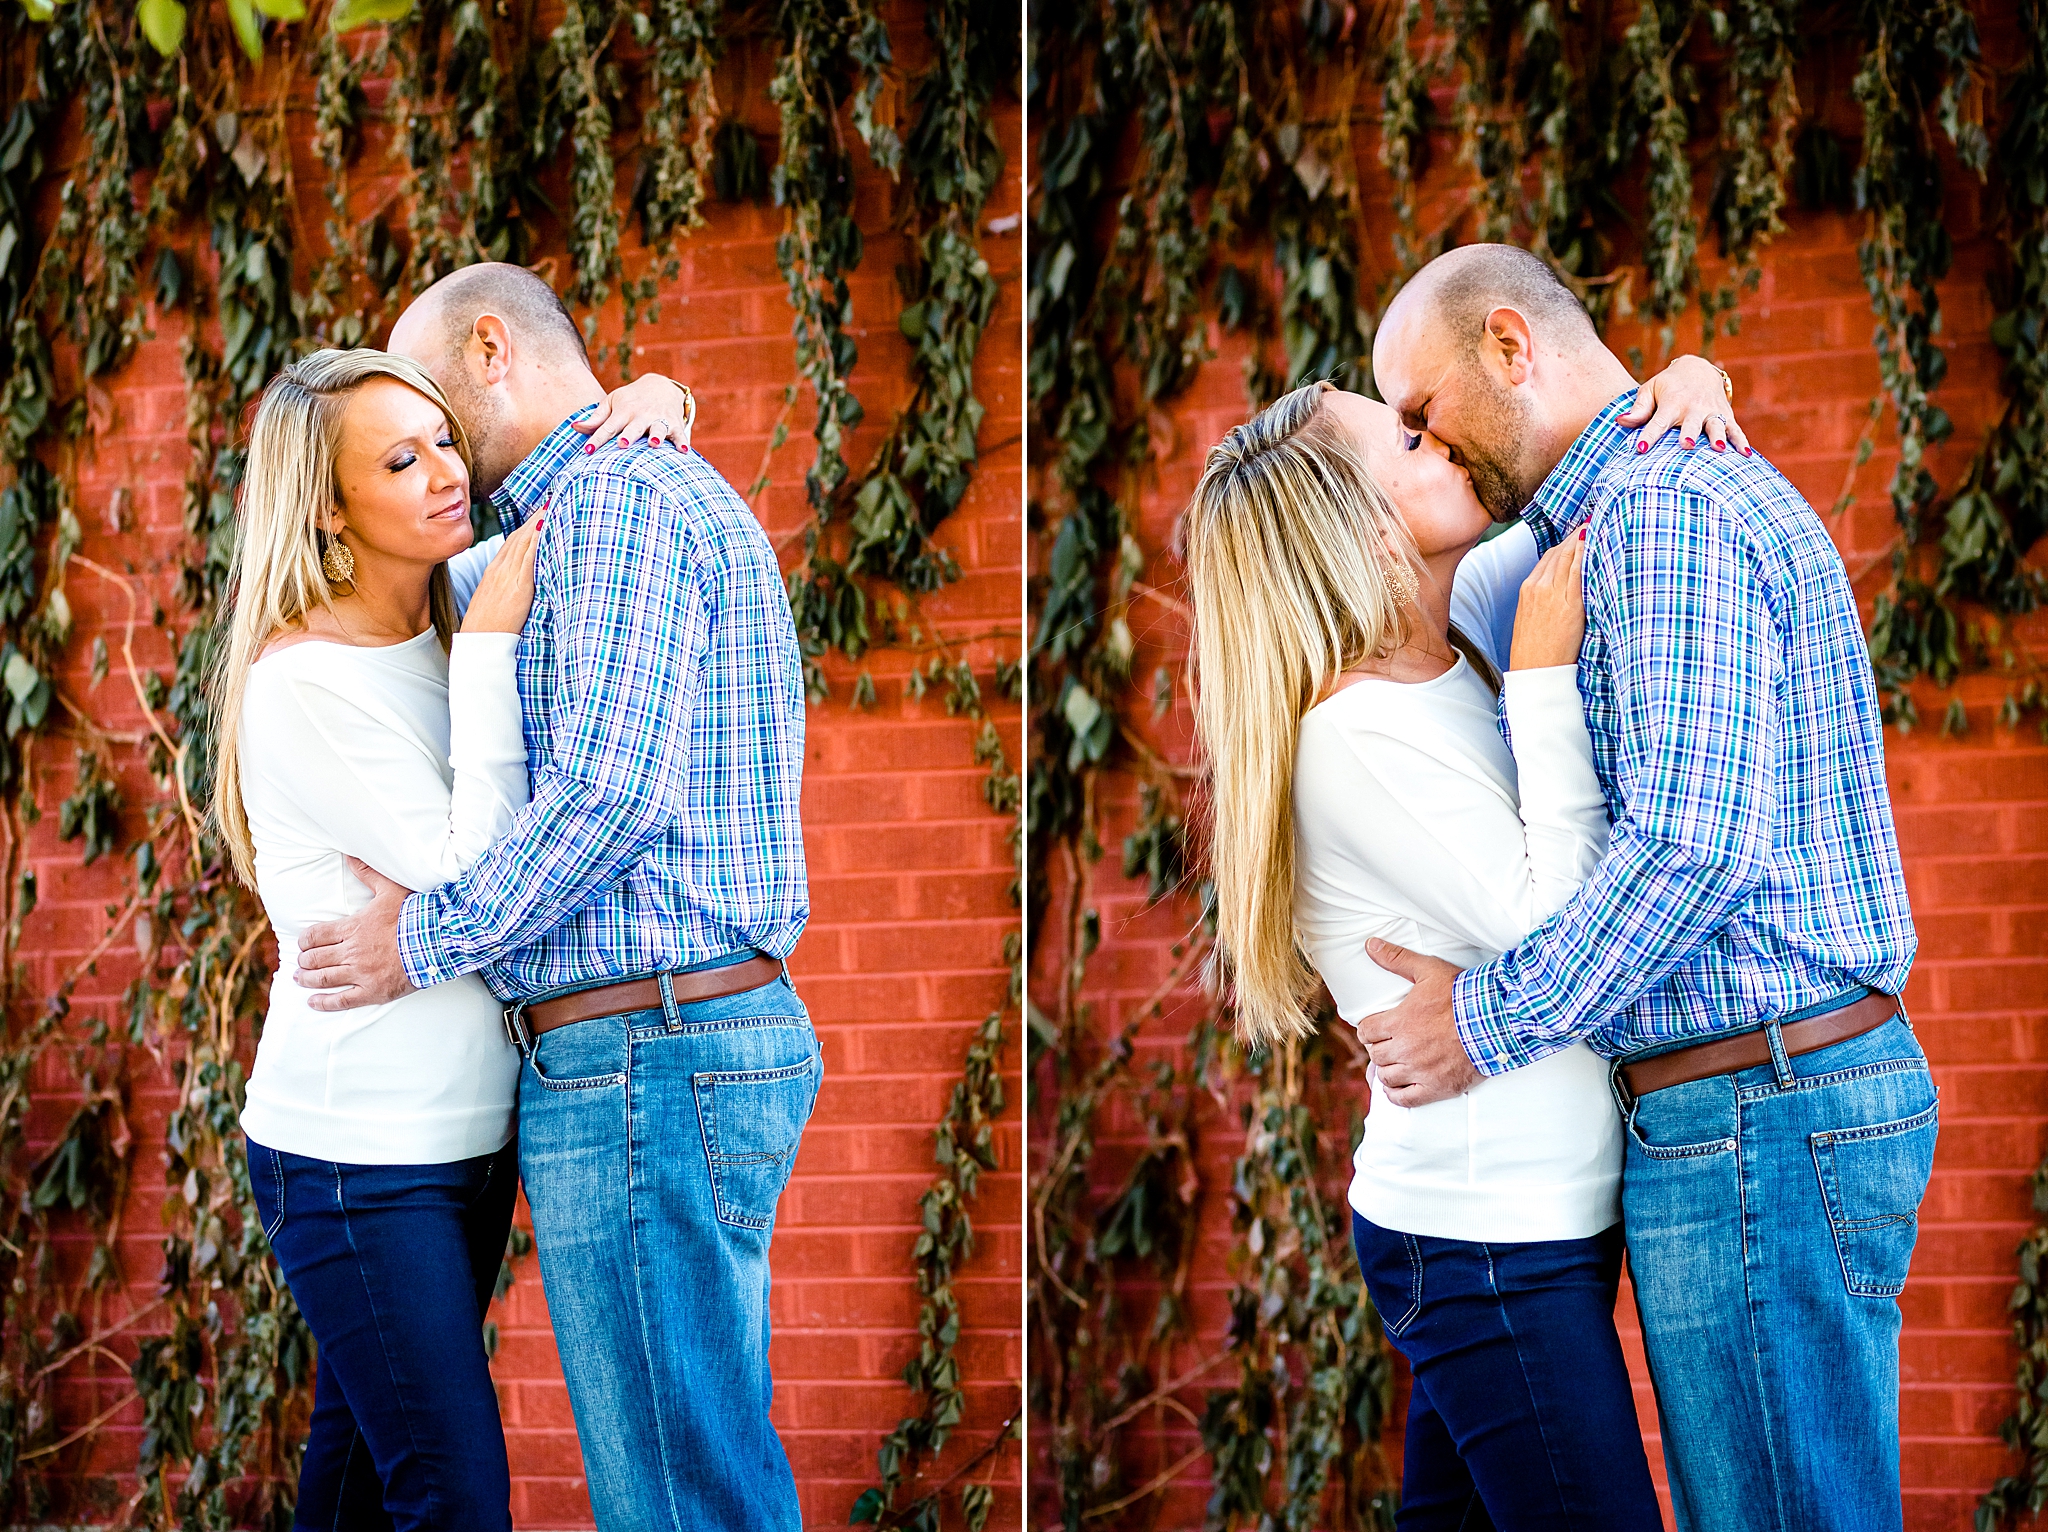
[677,383,696,432]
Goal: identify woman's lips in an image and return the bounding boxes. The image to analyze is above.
[427,498,467,521]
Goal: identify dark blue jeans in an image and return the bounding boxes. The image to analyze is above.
[246,1138,518,1532]
[1351,1213,1662,1531]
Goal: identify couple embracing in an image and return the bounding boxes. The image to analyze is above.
[212,263,814,1530]
[1186,245,1931,1532]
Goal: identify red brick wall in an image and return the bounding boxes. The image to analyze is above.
[1037,9,2042,1527]
[18,7,1021,1526]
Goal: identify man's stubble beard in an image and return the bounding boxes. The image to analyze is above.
[1458,374,1547,524]
[441,366,519,504]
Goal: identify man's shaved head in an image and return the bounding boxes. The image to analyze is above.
[1384,243,1598,359]
[393,262,587,369]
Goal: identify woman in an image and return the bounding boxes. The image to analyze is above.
[1180,359,1744,1529]
[212,349,697,1531]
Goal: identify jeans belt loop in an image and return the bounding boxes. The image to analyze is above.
[1607,1054,1637,1118]
[1763,1016,1796,1087]
[658,971,682,1031]
[502,999,533,1055]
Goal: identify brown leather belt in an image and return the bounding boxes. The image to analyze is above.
[503,955,784,1049]
[1618,991,1900,1100]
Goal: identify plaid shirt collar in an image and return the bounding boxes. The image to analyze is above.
[488,405,601,526]
[1525,389,1636,533]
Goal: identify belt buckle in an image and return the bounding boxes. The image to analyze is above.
[502,999,533,1052]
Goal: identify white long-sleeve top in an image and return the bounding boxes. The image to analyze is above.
[1293,523,1622,1242]
[238,628,527,1164]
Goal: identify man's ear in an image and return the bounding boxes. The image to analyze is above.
[472,312,514,388]
[1481,305,1537,387]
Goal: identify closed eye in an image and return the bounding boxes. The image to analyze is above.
[1403,432,1422,452]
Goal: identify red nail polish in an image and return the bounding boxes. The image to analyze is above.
[1578,526,1588,541]
[584,443,595,454]
[1636,441,1648,455]
[1683,437,1696,449]
[1713,440,1726,451]
[1742,446,1752,457]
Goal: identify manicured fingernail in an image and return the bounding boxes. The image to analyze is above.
[1742,446,1752,457]
[1682,436,1695,449]
[584,442,595,454]
[1713,439,1726,451]
[1636,441,1648,454]
[1578,526,1588,540]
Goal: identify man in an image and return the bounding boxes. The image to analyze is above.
[1360,244,1927,1531]
[293,263,814,1531]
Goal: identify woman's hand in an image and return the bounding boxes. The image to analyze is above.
[459,514,544,634]
[1509,529,1587,670]
[574,372,696,455]
[1617,354,1751,457]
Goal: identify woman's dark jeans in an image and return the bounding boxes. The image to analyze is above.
[1352,1212,1662,1531]
[246,1137,517,1532]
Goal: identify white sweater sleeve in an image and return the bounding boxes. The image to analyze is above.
[258,636,529,894]
[445,536,505,619]
[1448,521,1540,677]
[1500,666,1609,919]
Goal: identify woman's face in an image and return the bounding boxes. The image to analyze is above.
[1317,388,1492,561]
[331,377,474,567]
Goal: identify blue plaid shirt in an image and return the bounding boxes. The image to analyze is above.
[397,414,808,999]
[1452,393,1916,1069]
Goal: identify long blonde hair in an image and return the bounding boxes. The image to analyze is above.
[1179,382,1422,1046]
[209,349,468,888]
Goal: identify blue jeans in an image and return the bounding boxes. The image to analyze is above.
[245,1138,517,1532]
[1350,1213,1662,1531]
[1616,1009,1937,1532]
[517,963,822,1531]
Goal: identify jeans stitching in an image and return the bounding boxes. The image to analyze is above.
[1732,1090,1793,1530]
[1810,1099,1938,1298]
[621,1040,690,1532]
[1484,1241,1574,1520]
[263,1148,286,1243]
[692,1060,816,1231]
[628,1014,811,1041]
[1735,1054,1929,1102]
[1392,1235,1423,1334]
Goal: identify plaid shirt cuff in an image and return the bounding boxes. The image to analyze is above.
[1452,960,1547,1077]
[397,889,457,990]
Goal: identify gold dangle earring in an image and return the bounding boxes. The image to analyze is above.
[322,534,356,587]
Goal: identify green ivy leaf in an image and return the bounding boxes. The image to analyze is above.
[137,0,187,54]
[330,0,412,31]
[223,0,263,59]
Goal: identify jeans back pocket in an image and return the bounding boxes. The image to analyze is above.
[1810,1096,1938,1298]
[694,1054,821,1231]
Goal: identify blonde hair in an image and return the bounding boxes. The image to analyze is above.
[209,349,468,888]
[1179,382,1422,1046]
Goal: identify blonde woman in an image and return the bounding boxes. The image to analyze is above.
[1180,359,1740,1530]
[213,349,696,1532]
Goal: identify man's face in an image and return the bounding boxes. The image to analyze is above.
[1373,311,1547,524]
